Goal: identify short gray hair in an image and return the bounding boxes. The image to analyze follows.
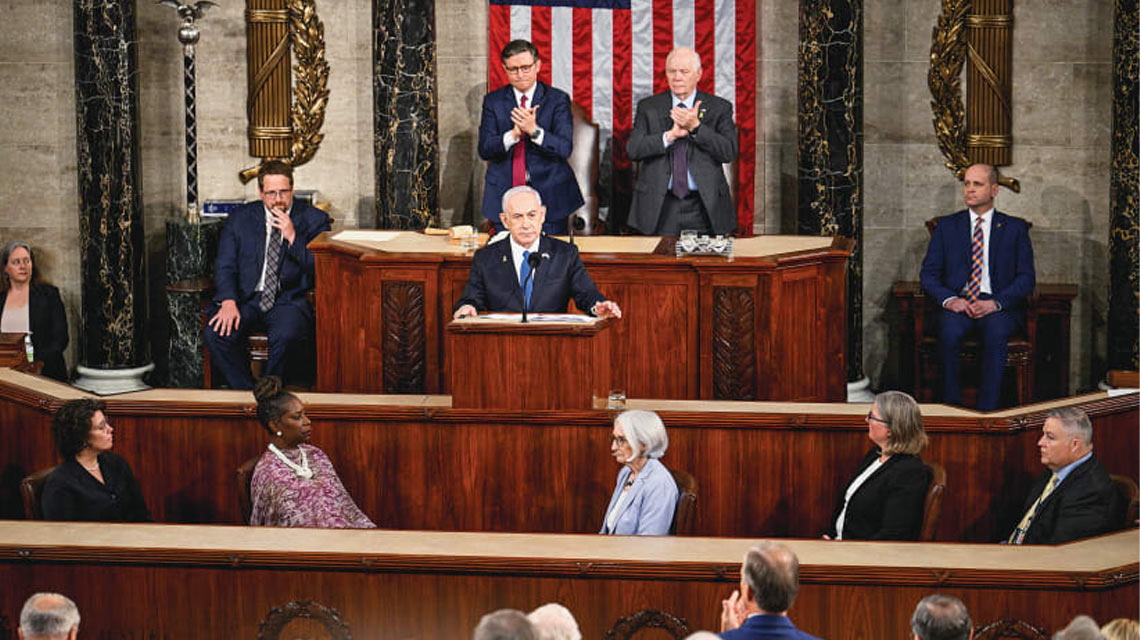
[1047,407,1093,446]
[527,603,581,640]
[665,46,702,71]
[741,541,799,614]
[474,608,536,640]
[683,633,722,640]
[20,592,80,639]
[1053,615,1106,640]
[615,410,669,461]
[910,594,971,640]
[501,185,543,213]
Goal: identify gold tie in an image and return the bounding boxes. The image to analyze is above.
[1008,474,1058,544]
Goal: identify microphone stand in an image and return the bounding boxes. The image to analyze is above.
[520,252,541,324]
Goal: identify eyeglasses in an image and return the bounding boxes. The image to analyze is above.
[504,62,537,75]
[609,434,628,446]
[262,189,293,199]
[866,412,889,425]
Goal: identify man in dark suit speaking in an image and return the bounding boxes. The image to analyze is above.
[478,39,583,236]
[204,161,330,389]
[453,186,621,320]
[627,47,738,236]
[919,163,1035,411]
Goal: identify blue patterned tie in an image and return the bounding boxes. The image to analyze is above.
[519,249,533,309]
[259,226,283,312]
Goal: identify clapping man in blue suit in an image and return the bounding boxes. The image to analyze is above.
[204,161,331,389]
[478,39,583,235]
[920,163,1035,411]
[718,542,821,639]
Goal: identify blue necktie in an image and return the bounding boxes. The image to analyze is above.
[520,250,533,309]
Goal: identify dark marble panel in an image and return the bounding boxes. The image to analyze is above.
[74,0,149,369]
[1109,0,1139,372]
[166,219,221,282]
[373,0,438,229]
[797,0,864,382]
[167,290,205,388]
[164,219,220,388]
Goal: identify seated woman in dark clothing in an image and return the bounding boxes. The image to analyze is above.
[0,241,69,381]
[824,390,931,541]
[42,398,150,522]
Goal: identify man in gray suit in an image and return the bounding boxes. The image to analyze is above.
[626,47,738,235]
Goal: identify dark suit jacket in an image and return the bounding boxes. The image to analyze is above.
[825,448,931,541]
[0,283,68,381]
[1017,454,1118,545]
[919,210,1036,311]
[627,90,738,235]
[454,235,606,314]
[42,452,151,522]
[478,82,584,225]
[212,201,330,311]
[720,614,822,640]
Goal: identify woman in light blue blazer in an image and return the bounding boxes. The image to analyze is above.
[600,410,679,535]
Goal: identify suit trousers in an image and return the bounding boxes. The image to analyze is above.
[938,297,1021,411]
[203,297,313,390]
[655,192,712,235]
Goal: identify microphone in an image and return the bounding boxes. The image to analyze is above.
[520,252,543,324]
[569,213,586,246]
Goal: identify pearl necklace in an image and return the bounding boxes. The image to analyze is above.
[268,443,313,479]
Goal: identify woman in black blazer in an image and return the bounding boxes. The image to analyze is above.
[0,241,69,381]
[825,390,932,541]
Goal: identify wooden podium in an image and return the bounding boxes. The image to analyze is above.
[447,315,614,410]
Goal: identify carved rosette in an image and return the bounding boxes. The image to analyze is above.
[713,287,757,400]
[381,281,426,393]
[257,600,352,639]
[603,609,690,640]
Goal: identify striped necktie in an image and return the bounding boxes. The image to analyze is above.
[259,226,283,313]
[964,216,984,302]
[1008,473,1058,544]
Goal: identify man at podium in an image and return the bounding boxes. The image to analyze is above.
[453,186,622,320]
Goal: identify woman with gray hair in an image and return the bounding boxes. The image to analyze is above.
[0,241,68,381]
[600,409,679,535]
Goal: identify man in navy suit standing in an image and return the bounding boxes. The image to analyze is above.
[718,542,821,639]
[478,39,583,236]
[453,186,621,320]
[204,161,330,389]
[920,163,1035,411]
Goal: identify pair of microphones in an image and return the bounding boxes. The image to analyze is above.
[521,251,548,324]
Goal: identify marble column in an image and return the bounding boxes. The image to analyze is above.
[373,0,438,229]
[166,220,221,388]
[73,0,153,392]
[797,0,865,394]
[1109,0,1139,372]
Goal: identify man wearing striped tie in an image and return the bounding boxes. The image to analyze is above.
[1005,407,1116,545]
[919,163,1036,411]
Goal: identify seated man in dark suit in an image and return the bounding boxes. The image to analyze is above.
[204,161,331,389]
[478,39,583,236]
[919,163,1035,411]
[627,46,738,236]
[1006,407,1117,545]
[452,186,621,320]
[718,541,821,639]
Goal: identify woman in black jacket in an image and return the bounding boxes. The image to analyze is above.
[0,241,69,381]
[825,390,931,541]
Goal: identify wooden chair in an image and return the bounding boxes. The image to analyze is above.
[257,600,351,640]
[20,466,56,520]
[972,619,1049,640]
[914,216,1036,409]
[237,455,261,524]
[1110,474,1139,529]
[669,467,698,536]
[603,609,690,640]
[919,461,947,541]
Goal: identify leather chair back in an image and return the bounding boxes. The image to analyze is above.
[237,455,261,524]
[668,467,698,535]
[20,466,56,520]
[1110,474,1139,529]
[919,460,947,541]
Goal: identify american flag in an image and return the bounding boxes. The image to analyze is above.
[488,0,756,234]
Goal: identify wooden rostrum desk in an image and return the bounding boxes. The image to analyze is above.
[308,232,852,402]
[0,522,1135,639]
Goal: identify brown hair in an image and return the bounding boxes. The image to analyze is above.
[257,160,294,190]
[876,390,929,455]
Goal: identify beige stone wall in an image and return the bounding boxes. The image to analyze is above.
[0,1,1112,392]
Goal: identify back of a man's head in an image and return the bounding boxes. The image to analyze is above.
[19,592,80,640]
[474,608,536,640]
[527,603,581,640]
[910,594,972,640]
[741,541,799,614]
[1054,616,1106,640]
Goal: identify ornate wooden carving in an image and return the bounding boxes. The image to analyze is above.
[381,281,426,394]
[257,600,352,640]
[603,609,690,640]
[973,618,1048,640]
[712,287,757,400]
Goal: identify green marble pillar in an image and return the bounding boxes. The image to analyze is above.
[1109,0,1139,373]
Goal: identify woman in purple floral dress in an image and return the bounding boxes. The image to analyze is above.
[248,376,375,528]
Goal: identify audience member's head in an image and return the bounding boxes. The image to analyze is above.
[50,398,108,460]
[1,241,38,291]
[474,608,536,640]
[1053,616,1105,640]
[1039,407,1094,473]
[1101,619,1140,640]
[613,409,669,462]
[739,541,800,614]
[526,603,580,640]
[910,594,972,640]
[253,375,300,434]
[19,592,80,640]
[874,390,929,455]
[684,633,721,640]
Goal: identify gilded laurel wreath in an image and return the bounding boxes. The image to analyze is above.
[928,0,971,181]
[287,0,329,169]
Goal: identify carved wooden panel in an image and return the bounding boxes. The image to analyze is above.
[973,618,1049,640]
[381,281,426,394]
[712,286,757,400]
[603,609,690,640]
[258,600,352,640]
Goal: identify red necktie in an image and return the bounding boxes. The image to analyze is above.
[512,95,527,186]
